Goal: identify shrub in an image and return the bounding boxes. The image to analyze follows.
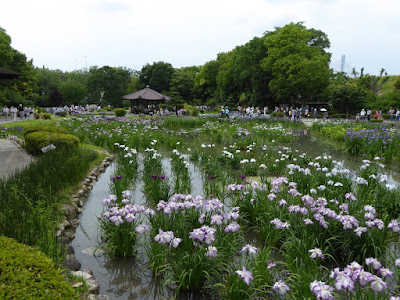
[370,119,383,123]
[43,112,51,119]
[184,103,199,116]
[25,131,80,155]
[23,125,68,137]
[59,111,68,117]
[35,112,52,120]
[0,236,79,300]
[114,108,127,117]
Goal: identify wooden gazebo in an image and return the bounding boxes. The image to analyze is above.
[122,87,170,114]
[0,67,20,85]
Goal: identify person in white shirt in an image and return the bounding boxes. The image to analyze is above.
[10,106,17,121]
[3,106,9,121]
[360,109,366,121]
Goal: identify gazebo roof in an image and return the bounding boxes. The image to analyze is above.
[0,67,20,80]
[123,87,171,101]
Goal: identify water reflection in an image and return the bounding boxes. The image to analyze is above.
[291,131,400,185]
[73,154,206,300]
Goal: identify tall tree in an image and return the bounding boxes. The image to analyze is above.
[139,62,175,93]
[215,51,237,104]
[87,66,131,107]
[194,60,220,102]
[328,72,367,115]
[262,22,331,106]
[59,78,87,105]
[48,86,64,107]
[233,37,274,107]
[362,68,389,97]
[0,27,40,106]
[169,66,199,102]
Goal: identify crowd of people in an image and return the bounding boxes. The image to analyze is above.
[3,103,400,124]
[2,104,36,121]
[45,104,101,115]
[356,107,400,123]
[1,104,103,123]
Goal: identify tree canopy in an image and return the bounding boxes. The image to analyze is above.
[0,27,40,106]
[2,22,396,112]
[262,22,331,106]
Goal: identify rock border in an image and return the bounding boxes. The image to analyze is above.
[58,155,114,300]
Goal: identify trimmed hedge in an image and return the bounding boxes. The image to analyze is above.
[0,236,79,300]
[35,112,52,120]
[23,125,68,137]
[59,111,68,117]
[114,108,127,117]
[25,131,80,155]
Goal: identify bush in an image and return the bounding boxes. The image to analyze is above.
[25,131,80,155]
[59,111,68,117]
[23,125,68,137]
[370,119,383,123]
[114,108,127,117]
[99,107,113,112]
[184,103,199,116]
[0,236,79,300]
[35,112,52,120]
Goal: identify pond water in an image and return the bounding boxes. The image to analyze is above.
[72,156,205,300]
[72,131,400,300]
[291,130,400,186]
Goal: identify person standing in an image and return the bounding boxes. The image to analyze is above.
[360,109,366,121]
[389,107,394,121]
[11,106,17,121]
[395,109,400,123]
[367,108,371,121]
[18,104,24,120]
[3,105,9,121]
[313,108,317,119]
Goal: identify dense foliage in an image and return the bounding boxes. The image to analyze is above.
[24,131,80,155]
[0,148,98,262]
[1,23,398,113]
[0,236,79,300]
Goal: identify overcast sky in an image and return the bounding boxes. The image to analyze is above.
[1,0,399,75]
